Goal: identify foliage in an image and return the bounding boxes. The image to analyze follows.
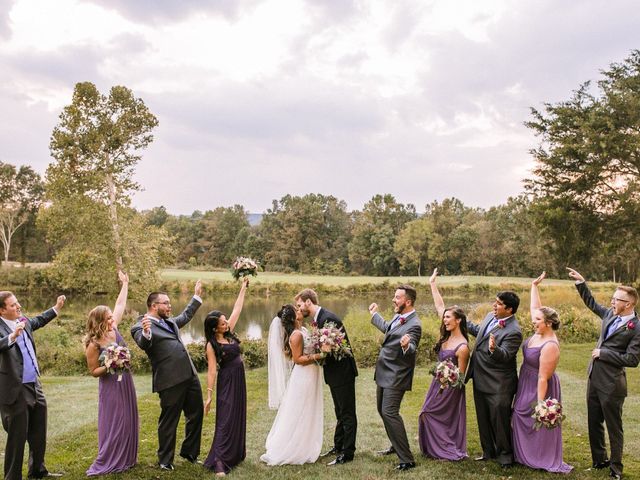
[200,205,252,267]
[526,50,640,281]
[0,162,44,264]
[42,82,170,296]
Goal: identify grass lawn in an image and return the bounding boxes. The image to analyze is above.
[161,268,606,288]
[2,344,639,479]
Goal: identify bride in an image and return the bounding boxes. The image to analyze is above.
[261,304,326,465]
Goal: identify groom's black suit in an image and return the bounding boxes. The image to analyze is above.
[577,282,640,478]
[316,307,358,459]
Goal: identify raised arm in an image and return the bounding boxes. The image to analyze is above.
[173,280,203,329]
[568,268,608,319]
[112,271,129,328]
[369,303,389,333]
[530,271,545,318]
[429,268,445,319]
[537,342,560,400]
[228,277,249,332]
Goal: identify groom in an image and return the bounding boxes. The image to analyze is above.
[295,289,358,465]
[369,285,422,471]
[131,280,204,471]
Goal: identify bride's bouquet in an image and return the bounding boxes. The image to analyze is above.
[531,398,565,430]
[99,344,132,381]
[231,256,260,280]
[310,322,353,362]
[431,359,463,394]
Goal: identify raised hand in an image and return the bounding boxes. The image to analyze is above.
[142,314,152,335]
[400,334,410,349]
[10,320,26,342]
[54,295,66,311]
[532,271,546,286]
[429,268,438,284]
[368,303,379,315]
[489,333,496,353]
[118,270,129,284]
[194,279,203,297]
[566,267,585,283]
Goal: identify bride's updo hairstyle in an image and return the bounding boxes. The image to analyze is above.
[204,310,241,368]
[278,304,297,359]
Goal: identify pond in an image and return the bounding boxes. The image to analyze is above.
[14,290,498,343]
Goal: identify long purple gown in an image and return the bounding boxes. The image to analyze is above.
[86,330,138,476]
[512,338,572,473]
[204,341,247,474]
[418,343,467,460]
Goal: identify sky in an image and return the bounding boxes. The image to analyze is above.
[1,0,639,215]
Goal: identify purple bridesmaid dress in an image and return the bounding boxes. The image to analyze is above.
[512,337,572,473]
[418,343,467,460]
[203,341,247,474]
[86,330,139,475]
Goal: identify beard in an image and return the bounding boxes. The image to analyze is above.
[158,311,169,320]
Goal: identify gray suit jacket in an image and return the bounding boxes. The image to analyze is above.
[577,282,640,396]
[0,309,57,405]
[465,312,522,395]
[371,311,422,391]
[131,297,201,393]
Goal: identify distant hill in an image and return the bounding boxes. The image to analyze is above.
[247,213,263,226]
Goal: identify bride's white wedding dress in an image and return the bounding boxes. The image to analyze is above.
[261,327,324,465]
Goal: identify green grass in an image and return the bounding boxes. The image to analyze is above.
[3,344,639,479]
[161,268,603,287]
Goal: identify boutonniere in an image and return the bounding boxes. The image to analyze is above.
[399,316,407,326]
[625,321,636,331]
[498,319,506,329]
[311,320,317,328]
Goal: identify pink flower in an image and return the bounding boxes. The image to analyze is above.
[399,316,407,326]
[498,319,506,328]
[626,321,636,330]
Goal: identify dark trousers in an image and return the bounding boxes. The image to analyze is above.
[329,381,357,458]
[473,387,514,465]
[157,375,204,464]
[1,383,48,480]
[587,381,625,476]
[376,386,413,464]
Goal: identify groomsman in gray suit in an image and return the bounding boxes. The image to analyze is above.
[0,291,65,480]
[131,281,204,471]
[568,267,640,480]
[369,285,421,471]
[464,290,522,468]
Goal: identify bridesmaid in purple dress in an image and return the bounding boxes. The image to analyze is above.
[203,277,249,476]
[418,268,470,460]
[512,272,572,473]
[84,271,138,475]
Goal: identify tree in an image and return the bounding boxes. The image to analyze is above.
[394,218,433,276]
[348,194,416,275]
[42,82,166,295]
[0,162,44,264]
[526,50,640,281]
[200,205,251,267]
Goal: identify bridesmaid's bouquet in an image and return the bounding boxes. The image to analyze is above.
[231,256,260,280]
[99,344,132,382]
[310,322,353,362]
[431,359,463,394]
[532,398,565,430]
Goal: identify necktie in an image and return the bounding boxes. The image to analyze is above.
[389,315,404,332]
[157,318,171,330]
[484,317,498,337]
[605,316,623,339]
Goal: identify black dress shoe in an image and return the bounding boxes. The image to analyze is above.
[180,454,202,464]
[395,462,416,471]
[593,460,611,469]
[327,454,353,466]
[377,446,396,456]
[500,463,514,469]
[610,472,622,480]
[320,447,339,458]
[159,463,175,471]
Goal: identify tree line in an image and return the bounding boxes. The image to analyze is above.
[2,50,640,293]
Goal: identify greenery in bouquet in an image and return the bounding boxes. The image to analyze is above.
[430,358,463,394]
[231,256,260,280]
[531,398,565,430]
[99,343,132,381]
[310,321,352,362]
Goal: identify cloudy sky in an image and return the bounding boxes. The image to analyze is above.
[1,0,639,214]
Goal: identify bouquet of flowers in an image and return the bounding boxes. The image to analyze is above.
[310,322,353,362]
[99,343,132,381]
[431,359,464,394]
[532,398,565,430]
[231,256,259,280]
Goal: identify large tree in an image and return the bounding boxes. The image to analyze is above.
[0,162,44,264]
[42,82,167,294]
[526,50,640,281]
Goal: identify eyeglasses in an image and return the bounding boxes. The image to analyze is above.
[611,297,629,303]
[154,301,171,306]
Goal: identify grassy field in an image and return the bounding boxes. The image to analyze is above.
[161,268,595,287]
[2,344,639,479]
